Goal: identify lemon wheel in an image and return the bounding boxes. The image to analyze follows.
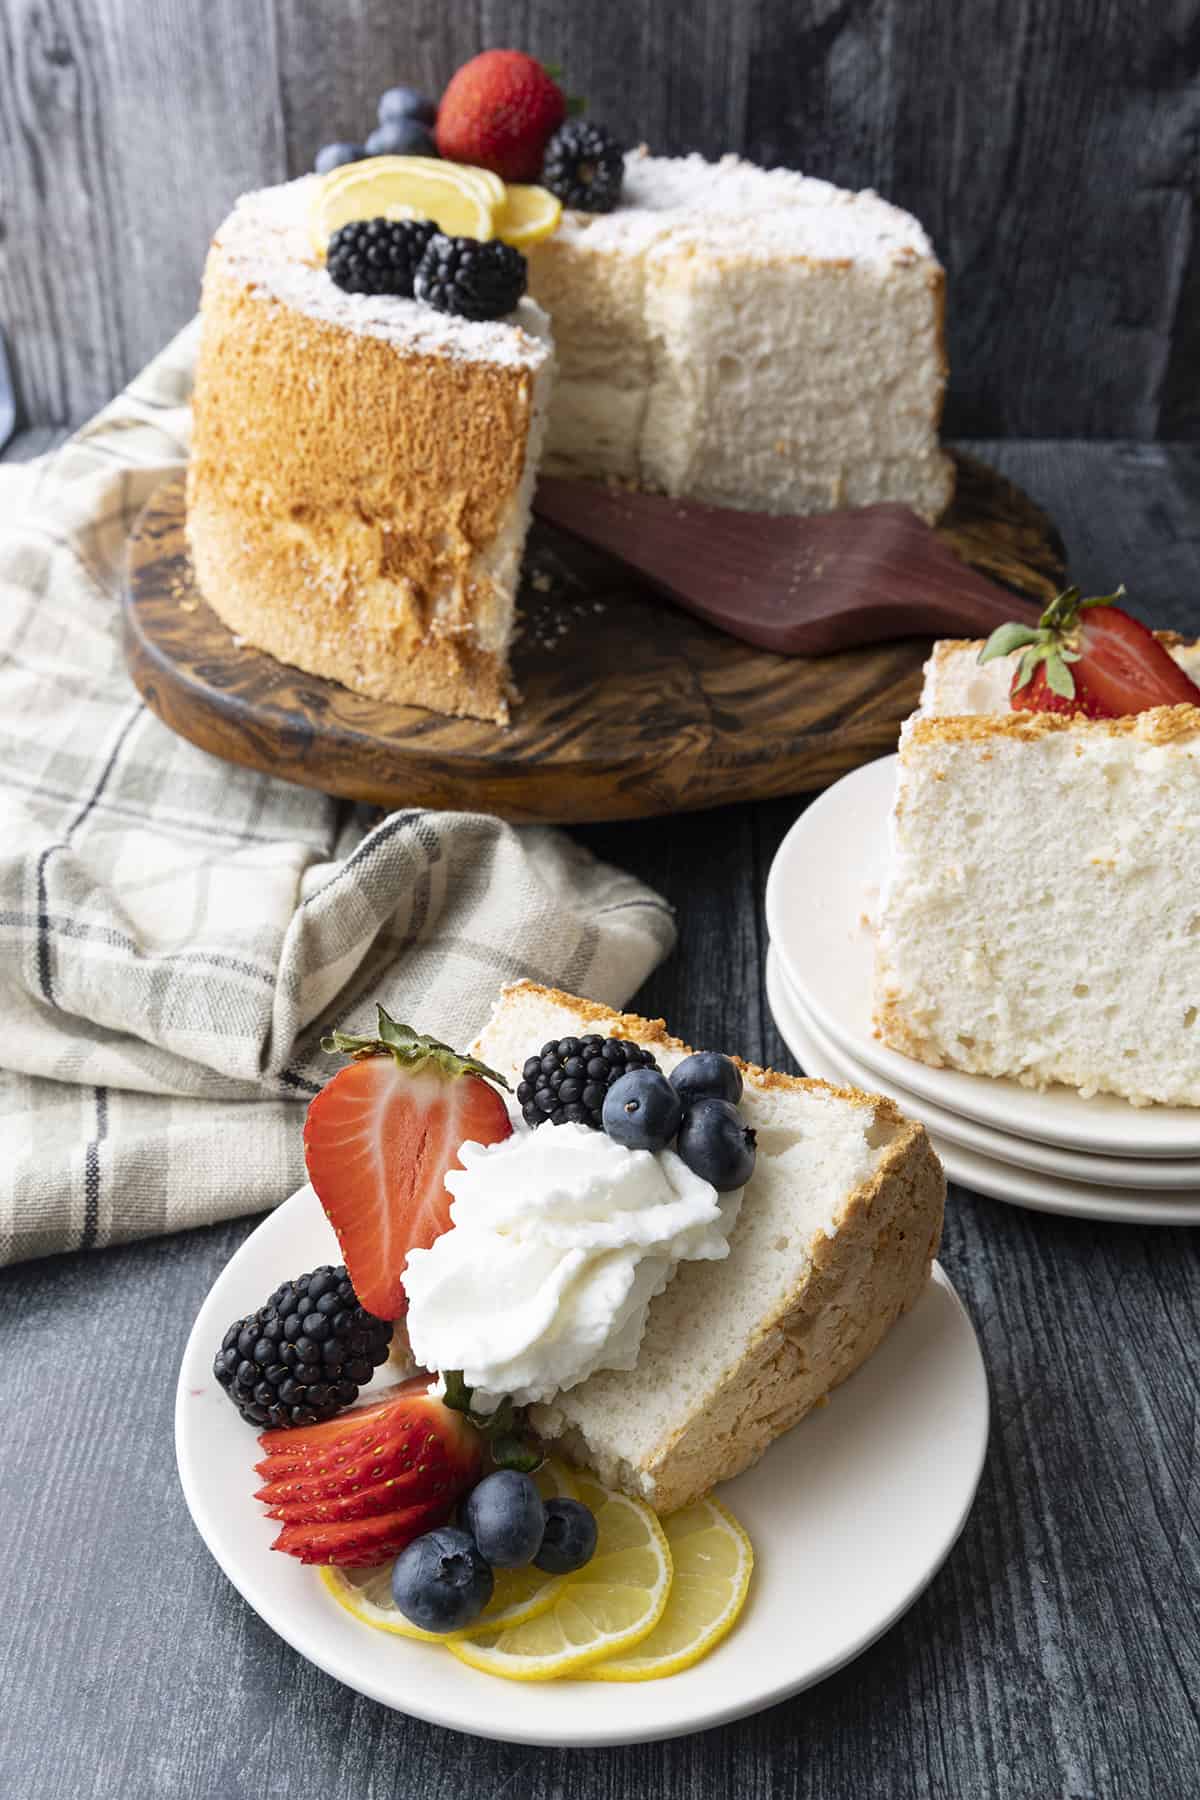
[583,1494,753,1680]
[310,157,499,253]
[446,1473,672,1681]
[320,1459,579,1644]
[496,184,563,248]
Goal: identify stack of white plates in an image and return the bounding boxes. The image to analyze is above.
[764,757,1200,1224]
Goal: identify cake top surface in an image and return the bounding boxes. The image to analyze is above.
[552,148,939,268]
[913,635,1200,747]
[211,176,552,367]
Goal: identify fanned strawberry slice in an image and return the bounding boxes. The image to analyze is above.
[271,1497,457,1567]
[254,1378,485,1563]
[981,585,1200,718]
[303,1009,512,1320]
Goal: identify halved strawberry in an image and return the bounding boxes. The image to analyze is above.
[255,1379,484,1563]
[271,1497,457,1567]
[303,1009,512,1320]
[981,585,1200,718]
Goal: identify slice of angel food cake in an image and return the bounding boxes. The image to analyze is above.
[212,983,943,1680]
[874,586,1200,1105]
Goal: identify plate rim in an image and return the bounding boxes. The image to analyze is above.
[176,1182,989,1746]
[765,754,1200,1160]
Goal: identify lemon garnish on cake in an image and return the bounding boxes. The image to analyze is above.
[310,156,501,252]
[495,184,563,248]
[584,1494,753,1681]
[446,1475,672,1681]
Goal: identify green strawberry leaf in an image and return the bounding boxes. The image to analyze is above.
[979,621,1042,665]
[1044,652,1077,699]
[441,1370,544,1473]
[321,1005,512,1090]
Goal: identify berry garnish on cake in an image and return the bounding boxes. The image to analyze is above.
[413,233,527,320]
[213,1265,392,1427]
[980,584,1200,716]
[541,120,624,212]
[326,217,437,296]
[517,1033,660,1128]
[434,49,567,182]
[302,1008,512,1319]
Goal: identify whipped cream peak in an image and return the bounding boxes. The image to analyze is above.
[401,1121,742,1412]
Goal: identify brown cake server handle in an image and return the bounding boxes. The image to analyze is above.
[533,477,1041,656]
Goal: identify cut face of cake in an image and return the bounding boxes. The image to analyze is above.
[473,981,944,1514]
[187,152,952,725]
[874,637,1200,1106]
[186,177,554,725]
[530,150,953,521]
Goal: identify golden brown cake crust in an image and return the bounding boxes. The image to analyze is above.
[491,981,945,1513]
[186,256,544,723]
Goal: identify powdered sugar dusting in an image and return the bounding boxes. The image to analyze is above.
[552,150,938,268]
[212,176,552,367]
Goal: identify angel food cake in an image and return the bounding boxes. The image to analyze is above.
[187,147,951,724]
[874,593,1200,1106]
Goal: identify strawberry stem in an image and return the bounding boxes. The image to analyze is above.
[320,1006,511,1091]
[442,1370,544,1474]
[979,582,1127,700]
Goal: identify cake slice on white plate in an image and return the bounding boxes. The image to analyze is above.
[473,981,944,1514]
[874,588,1200,1106]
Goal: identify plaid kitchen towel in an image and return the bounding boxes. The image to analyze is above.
[0,319,676,1267]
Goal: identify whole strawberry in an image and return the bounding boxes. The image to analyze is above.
[980,584,1200,719]
[435,49,566,182]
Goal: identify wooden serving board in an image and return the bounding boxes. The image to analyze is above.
[123,453,1064,824]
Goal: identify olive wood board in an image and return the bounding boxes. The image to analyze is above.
[122,453,1065,824]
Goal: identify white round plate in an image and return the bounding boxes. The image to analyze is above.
[764,755,1200,1160]
[767,947,1200,1194]
[177,1184,988,1747]
[767,952,1200,1225]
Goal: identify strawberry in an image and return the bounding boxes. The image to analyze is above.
[435,50,566,182]
[303,1008,512,1320]
[254,1379,485,1563]
[981,585,1200,718]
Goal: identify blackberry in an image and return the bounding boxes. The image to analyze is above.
[326,217,437,297]
[517,1035,660,1130]
[540,121,623,213]
[413,233,527,321]
[213,1265,392,1429]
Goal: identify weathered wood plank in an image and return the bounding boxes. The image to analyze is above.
[2,1,1198,434]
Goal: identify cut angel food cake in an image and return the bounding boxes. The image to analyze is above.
[874,620,1200,1106]
[187,148,951,725]
[186,177,553,725]
[468,981,944,1513]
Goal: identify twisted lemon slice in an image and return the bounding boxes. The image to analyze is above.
[320,1459,579,1644]
[447,1473,671,1680]
[495,185,563,248]
[310,156,500,254]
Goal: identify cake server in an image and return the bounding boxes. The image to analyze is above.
[533,475,1044,656]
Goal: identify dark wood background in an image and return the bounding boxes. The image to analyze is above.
[1,0,1199,437]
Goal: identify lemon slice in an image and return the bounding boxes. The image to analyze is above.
[447,1473,672,1681]
[320,1459,579,1643]
[583,1494,753,1680]
[310,157,498,254]
[496,184,563,248]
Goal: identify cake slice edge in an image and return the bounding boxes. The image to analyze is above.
[473,980,945,1514]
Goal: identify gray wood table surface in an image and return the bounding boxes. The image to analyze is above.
[4,430,1200,1798]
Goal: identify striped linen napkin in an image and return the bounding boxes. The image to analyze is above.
[0,320,675,1267]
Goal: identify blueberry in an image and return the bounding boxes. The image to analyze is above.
[533,1498,598,1574]
[390,1527,494,1632]
[462,1470,546,1568]
[314,141,367,175]
[670,1051,743,1109]
[365,118,436,158]
[378,85,438,127]
[602,1068,683,1151]
[676,1097,756,1191]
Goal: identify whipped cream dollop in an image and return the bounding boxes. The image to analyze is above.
[401,1122,742,1412]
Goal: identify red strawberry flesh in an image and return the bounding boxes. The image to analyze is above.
[271,1496,457,1567]
[1077,609,1200,715]
[983,585,1200,720]
[435,49,566,181]
[303,1057,511,1320]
